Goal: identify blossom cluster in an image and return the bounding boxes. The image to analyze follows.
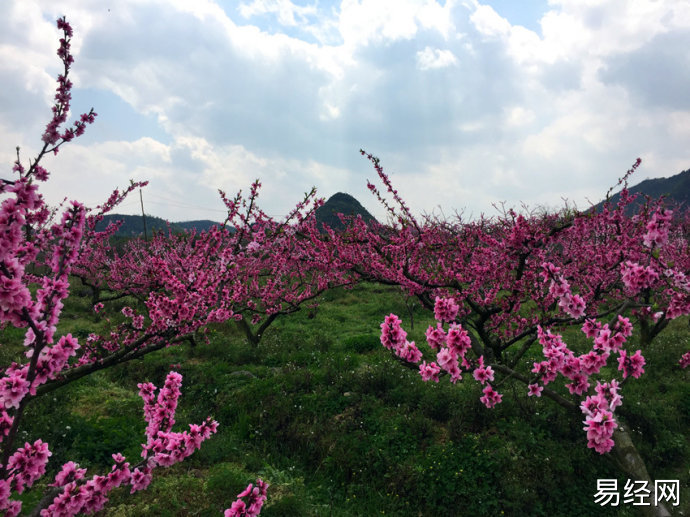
[642,208,672,248]
[37,372,218,516]
[531,326,594,396]
[581,381,622,454]
[526,314,644,452]
[480,384,503,409]
[663,268,690,320]
[42,17,97,152]
[382,298,502,407]
[139,372,219,469]
[0,334,80,414]
[433,295,459,323]
[380,313,422,363]
[41,454,131,516]
[540,262,586,319]
[621,261,659,294]
[680,352,690,369]
[225,479,269,517]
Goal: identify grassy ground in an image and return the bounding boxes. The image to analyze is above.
[6,282,689,516]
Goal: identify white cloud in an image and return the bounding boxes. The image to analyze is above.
[336,0,456,47]
[416,46,458,70]
[504,106,535,127]
[239,0,318,27]
[1,0,689,224]
[470,3,511,38]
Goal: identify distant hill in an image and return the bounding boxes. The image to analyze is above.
[175,220,221,232]
[315,192,378,231]
[93,214,221,237]
[595,168,690,213]
[93,192,382,238]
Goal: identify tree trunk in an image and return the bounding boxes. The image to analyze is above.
[610,422,673,517]
[91,284,101,307]
[235,318,260,347]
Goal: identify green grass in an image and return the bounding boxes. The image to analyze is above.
[4,282,689,515]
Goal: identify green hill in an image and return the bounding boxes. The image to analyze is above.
[175,220,222,232]
[315,192,378,231]
[93,214,221,237]
[596,167,690,213]
[92,192,378,237]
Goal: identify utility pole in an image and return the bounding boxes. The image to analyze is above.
[131,179,148,241]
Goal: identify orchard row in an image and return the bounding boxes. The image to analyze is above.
[1,17,688,517]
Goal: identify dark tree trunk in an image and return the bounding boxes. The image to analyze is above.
[610,421,672,517]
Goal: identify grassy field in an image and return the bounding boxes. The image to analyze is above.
[6,282,689,516]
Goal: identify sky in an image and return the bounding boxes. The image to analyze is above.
[1,0,689,223]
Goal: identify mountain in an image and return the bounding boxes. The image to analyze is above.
[92,191,382,238]
[315,192,378,231]
[93,214,221,237]
[174,220,221,232]
[595,168,690,213]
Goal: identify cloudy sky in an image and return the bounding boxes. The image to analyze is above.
[1,0,689,223]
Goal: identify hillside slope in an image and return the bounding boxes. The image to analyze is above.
[596,167,689,213]
[315,192,378,231]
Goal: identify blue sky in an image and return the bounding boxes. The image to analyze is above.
[1,0,689,222]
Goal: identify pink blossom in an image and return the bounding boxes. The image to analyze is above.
[472,357,494,385]
[0,410,13,439]
[425,323,446,350]
[380,314,407,350]
[581,318,600,338]
[583,410,617,454]
[0,17,229,517]
[398,341,422,363]
[446,323,471,355]
[621,261,659,293]
[419,361,441,382]
[0,370,30,410]
[7,439,52,494]
[615,316,633,337]
[527,383,543,397]
[559,293,586,319]
[479,384,502,408]
[129,467,152,494]
[0,479,11,509]
[595,380,623,412]
[50,461,86,487]
[642,208,672,248]
[680,352,690,369]
[559,356,581,380]
[565,373,590,396]
[433,296,459,323]
[617,349,645,379]
[552,279,569,298]
[592,326,612,352]
[579,350,608,375]
[225,479,268,517]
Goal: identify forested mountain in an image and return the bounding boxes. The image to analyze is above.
[175,220,222,232]
[93,214,220,237]
[315,192,378,231]
[595,167,689,213]
[92,191,380,238]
